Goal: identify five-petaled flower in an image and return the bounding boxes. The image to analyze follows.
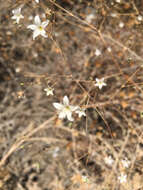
[121,157,130,168]
[95,48,101,56]
[118,173,127,183]
[104,155,114,166]
[27,15,49,40]
[11,7,24,24]
[95,78,107,89]
[44,87,54,96]
[53,96,77,121]
[75,106,86,118]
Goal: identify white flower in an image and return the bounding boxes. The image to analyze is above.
[107,47,112,52]
[27,15,49,40]
[95,78,107,89]
[75,106,86,118]
[95,49,101,56]
[52,147,60,158]
[86,13,94,23]
[104,156,114,166]
[53,96,77,121]
[115,0,121,3]
[118,173,127,183]
[35,0,39,3]
[121,158,130,168]
[44,87,54,96]
[28,15,33,21]
[137,15,142,21]
[119,22,124,28]
[110,13,117,17]
[81,175,89,183]
[11,7,24,24]
[42,13,46,18]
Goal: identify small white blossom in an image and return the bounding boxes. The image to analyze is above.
[28,15,33,21]
[27,15,49,40]
[11,7,24,24]
[121,158,130,168]
[119,22,124,28]
[118,173,127,183]
[42,13,46,18]
[115,0,121,3]
[107,47,112,52]
[53,96,77,121]
[104,156,114,166]
[86,13,94,23]
[95,49,101,56]
[137,15,142,21]
[75,106,86,118]
[52,147,60,158]
[44,87,54,96]
[95,78,107,89]
[15,67,21,73]
[81,175,89,183]
[35,0,39,3]
[110,13,117,17]
[54,32,59,37]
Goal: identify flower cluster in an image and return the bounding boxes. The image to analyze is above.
[11,5,108,123]
[11,7,49,40]
[104,156,130,184]
[118,157,130,183]
[53,96,86,121]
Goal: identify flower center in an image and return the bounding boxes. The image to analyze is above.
[39,26,43,31]
[16,13,21,17]
[65,106,70,111]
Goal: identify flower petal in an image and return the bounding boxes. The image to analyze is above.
[59,111,66,119]
[41,33,48,38]
[13,8,21,14]
[27,24,37,30]
[96,78,99,82]
[63,96,69,105]
[67,112,74,121]
[12,10,15,14]
[53,103,63,110]
[33,30,41,40]
[34,15,41,25]
[17,8,21,13]
[42,20,49,28]
[11,15,16,19]
[40,30,48,38]
[70,105,78,112]
[16,18,20,24]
